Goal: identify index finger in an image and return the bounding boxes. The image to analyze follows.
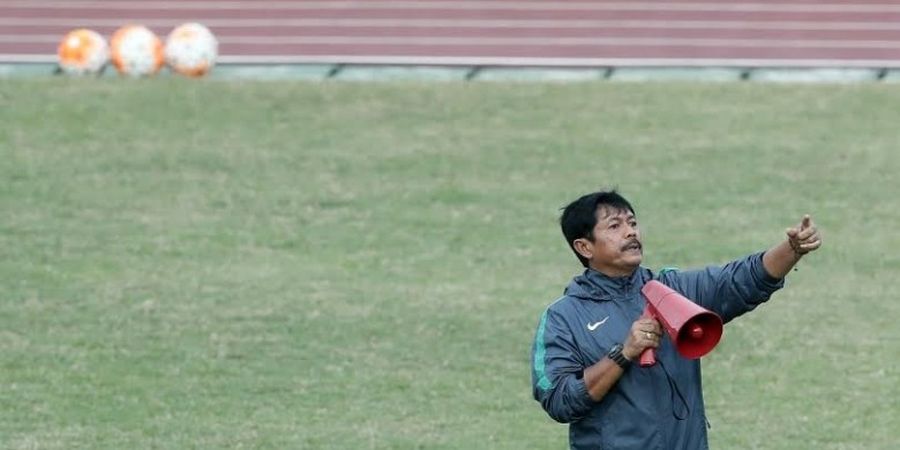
[800,214,812,229]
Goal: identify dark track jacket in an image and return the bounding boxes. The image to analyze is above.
[531,252,784,449]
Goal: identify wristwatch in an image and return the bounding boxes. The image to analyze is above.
[607,344,630,370]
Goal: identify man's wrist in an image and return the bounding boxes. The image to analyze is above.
[607,344,630,370]
[788,238,805,257]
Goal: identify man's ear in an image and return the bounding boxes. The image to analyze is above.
[572,238,593,261]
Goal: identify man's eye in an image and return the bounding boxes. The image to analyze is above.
[609,223,619,229]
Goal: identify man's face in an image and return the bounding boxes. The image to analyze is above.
[575,206,642,277]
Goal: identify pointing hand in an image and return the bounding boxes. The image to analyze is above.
[785,214,822,256]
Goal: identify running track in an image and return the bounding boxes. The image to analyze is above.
[5,0,900,67]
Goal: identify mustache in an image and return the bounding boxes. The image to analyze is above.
[621,240,642,251]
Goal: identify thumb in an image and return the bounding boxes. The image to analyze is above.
[800,214,811,229]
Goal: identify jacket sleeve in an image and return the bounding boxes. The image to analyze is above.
[531,307,595,423]
[659,252,785,323]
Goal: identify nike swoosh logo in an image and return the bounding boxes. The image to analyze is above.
[587,317,609,331]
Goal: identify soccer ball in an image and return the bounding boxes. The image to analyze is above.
[110,25,164,77]
[57,28,109,76]
[165,23,218,77]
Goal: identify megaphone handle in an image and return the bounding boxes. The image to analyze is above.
[639,305,656,367]
[639,347,656,367]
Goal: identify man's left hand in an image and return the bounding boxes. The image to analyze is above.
[786,214,822,256]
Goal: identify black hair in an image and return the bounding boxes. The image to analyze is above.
[560,190,636,267]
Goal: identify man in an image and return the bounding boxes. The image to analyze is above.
[531,190,821,449]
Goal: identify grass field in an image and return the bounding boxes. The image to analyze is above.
[1,78,898,449]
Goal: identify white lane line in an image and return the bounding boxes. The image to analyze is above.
[5,1,900,13]
[7,18,900,31]
[7,53,900,68]
[6,34,900,49]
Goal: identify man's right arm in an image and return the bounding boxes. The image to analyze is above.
[582,317,661,401]
[532,308,595,423]
[532,309,661,422]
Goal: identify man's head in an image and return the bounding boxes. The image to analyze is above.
[560,190,642,276]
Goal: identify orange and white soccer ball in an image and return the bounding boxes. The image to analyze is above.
[110,25,164,77]
[57,28,109,76]
[165,23,218,77]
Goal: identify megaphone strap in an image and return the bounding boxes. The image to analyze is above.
[658,358,691,421]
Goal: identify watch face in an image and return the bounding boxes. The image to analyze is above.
[608,344,629,368]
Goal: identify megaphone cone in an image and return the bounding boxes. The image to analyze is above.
[639,280,723,366]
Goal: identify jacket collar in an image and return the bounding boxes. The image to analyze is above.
[565,266,648,301]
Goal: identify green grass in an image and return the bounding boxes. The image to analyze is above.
[1,78,898,449]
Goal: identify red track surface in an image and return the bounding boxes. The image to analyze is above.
[5,0,900,67]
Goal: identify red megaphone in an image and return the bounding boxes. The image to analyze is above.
[639,280,723,367]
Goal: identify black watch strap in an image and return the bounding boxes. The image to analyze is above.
[607,344,630,370]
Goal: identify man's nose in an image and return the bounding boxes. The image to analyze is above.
[624,224,637,238]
